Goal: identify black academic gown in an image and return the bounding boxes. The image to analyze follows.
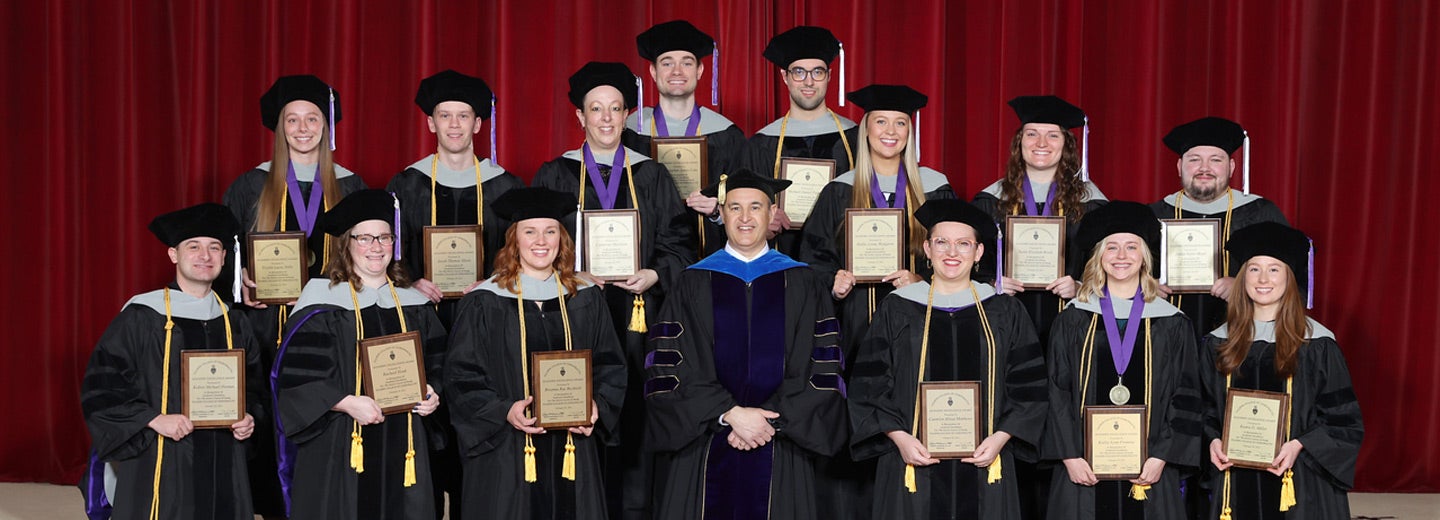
[623,106,750,258]
[643,250,847,520]
[972,180,1108,345]
[849,283,1048,519]
[221,164,366,516]
[275,280,447,520]
[444,277,628,519]
[81,288,264,520]
[1044,298,1202,520]
[745,116,859,256]
[1198,320,1361,520]
[1148,192,1289,343]
[532,148,694,520]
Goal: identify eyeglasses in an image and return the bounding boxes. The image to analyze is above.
[929,238,977,254]
[350,233,396,247]
[787,67,829,82]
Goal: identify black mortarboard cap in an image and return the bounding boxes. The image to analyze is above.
[636,20,714,62]
[567,62,638,109]
[914,199,997,243]
[847,84,928,114]
[260,75,340,130]
[700,168,792,203]
[1074,201,1163,272]
[762,26,840,68]
[415,70,493,118]
[1163,117,1245,155]
[493,187,577,223]
[1008,95,1086,129]
[1225,221,1312,292]
[318,190,398,237]
[149,203,242,248]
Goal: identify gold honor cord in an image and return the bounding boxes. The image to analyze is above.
[345,280,419,486]
[1218,373,1296,519]
[516,276,578,483]
[428,153,485,229]
[1171,190,1235,309]
[769,109,855,176]
[148,290,235,520]
[578,153,647,333]
[279,187,329,350]
[1077,311,1155,500]
[903,282,1002,493]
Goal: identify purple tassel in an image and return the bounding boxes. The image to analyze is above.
[1306,238,1315,309]
[490,94,498,165]
[391,192,402,260]
[711,42,719,106]
[328,88,337,151]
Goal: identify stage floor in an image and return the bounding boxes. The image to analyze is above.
[0,482,1432,519]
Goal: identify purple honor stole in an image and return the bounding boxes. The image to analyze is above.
[285,163,325,236]
[869,166,909,209]
[652,104,702,137]
[705,271,788,520]
[1022,179,1057,216]
[582,144,626,210]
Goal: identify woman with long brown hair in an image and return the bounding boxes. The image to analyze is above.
[1199,222,1361,519]
[444,187,627,518]
[1043,202,1199,520]
[274,190,445,519]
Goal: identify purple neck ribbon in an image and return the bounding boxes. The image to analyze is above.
[1099,285,1146,376]
[1022,178,1057,216]
[870,164,908,209]
[285,162,324,236]
[653,103,702,137]
[582,143,626,210]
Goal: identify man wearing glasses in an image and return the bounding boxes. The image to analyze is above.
[747,25,859,256]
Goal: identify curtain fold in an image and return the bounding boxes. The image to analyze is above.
[2,0,1434,492]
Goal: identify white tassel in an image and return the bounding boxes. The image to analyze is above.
[636,75,645,130]
[1081,116,1091,182]
[232,234,242,303]
[1242,131,1251,194]
[914,109,922,163]
[838,42,846,107]
[1158,221,1169,284]
[328,88,337,151]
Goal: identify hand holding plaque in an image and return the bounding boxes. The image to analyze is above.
[1221,388,1289,470]
[1084,405,1148,480]
[360,331,427,415]
[530,350,593,429]
[182,350,247,428]
[423,225,483,299]
[247,232,308,304]
[845,208,906,283]
[652,137,708,198]
[1005,217,1066,289]
[776,158,836,225]
[918,381,981,458]
[581,209,640,281]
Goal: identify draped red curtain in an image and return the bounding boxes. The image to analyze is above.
[3,0,1434,492]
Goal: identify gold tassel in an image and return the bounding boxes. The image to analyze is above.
[350,430,365,473]
[523,438,538,483]
[987,457,1003,484]
[562,433,577,481]
[904,464,917,493]
[1279,469,1296,511]
[628,295,647,333]
[404,450,417,486]
[1219,508,1232,520]
[1130,483,1150,501]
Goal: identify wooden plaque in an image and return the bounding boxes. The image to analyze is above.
[359,331,428,415]
[1161,218,1222,293]
[918,381,982,459]
[1005,216,1066,289]
[423,224,484,299]
[246,232,308,304]
[181,349,246,429]
[776,157,836,226]
[530,350,594,429]
[651,136,709,199]
[581,209,641,282]
[1222,388,1290,470]
[1084,405,1148,480]
[845,208,906,283]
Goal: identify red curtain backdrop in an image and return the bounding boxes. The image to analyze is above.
[3,0,1435,492]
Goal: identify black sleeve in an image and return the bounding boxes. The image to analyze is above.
[81,308,161,461]
[847,301,910,461]
[276,308,350,444]
[1294,338,1363,489]
[642,273,739,452]
[995,296,1049,451]
[797,182,852,282]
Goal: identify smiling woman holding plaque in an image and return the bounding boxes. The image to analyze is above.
[275,190,446,519]
[1043,202,1200,520]
[849,199,1046,518]
[1199,222,1362,520]
[445,187,627,519]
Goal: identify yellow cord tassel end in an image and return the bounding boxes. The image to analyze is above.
[403,450,417,487]
[987,457,1003,484]
[1130,483,1150,501]
[904,464,917,493]
[1279,470,1296,511]
[562,435,577,481]
[523,444,538,483]
[350,431,365,473]
[628,295,647,333]
[1219,507,1232,520]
